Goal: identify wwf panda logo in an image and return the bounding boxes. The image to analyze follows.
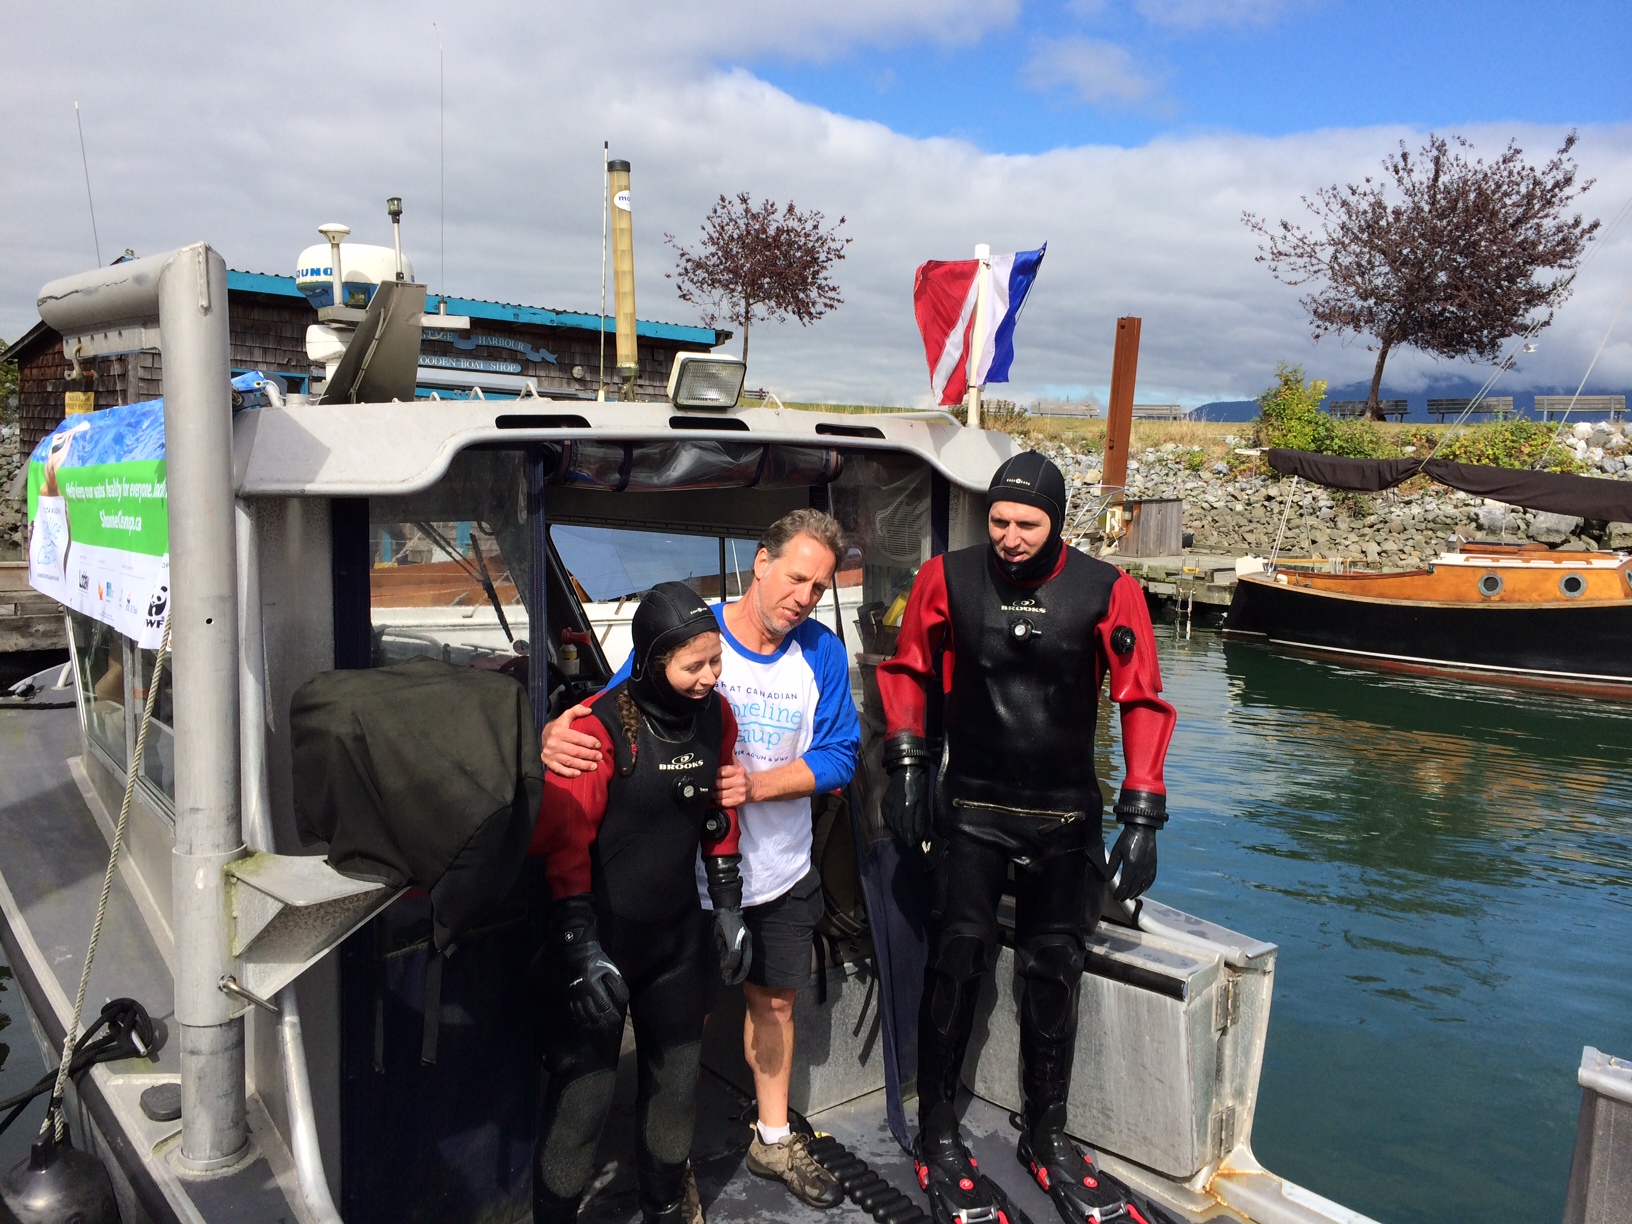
[146,585,169,629]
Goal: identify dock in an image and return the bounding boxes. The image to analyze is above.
[1109,552,1240,609]
[0,561,66,654]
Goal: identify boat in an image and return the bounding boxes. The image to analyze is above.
[1224,447,1632,695]
[2,244,1627,1224]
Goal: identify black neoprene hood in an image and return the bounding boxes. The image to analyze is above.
[629,580,720,725]
[986,452,1066,530]
[986,452,1068,583]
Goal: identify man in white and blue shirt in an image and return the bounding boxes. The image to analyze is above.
[540,509,859,1208]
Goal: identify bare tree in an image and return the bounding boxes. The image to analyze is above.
[1244,133,1598,419]
[666,193,850,367]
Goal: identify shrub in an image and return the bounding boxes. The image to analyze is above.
[1432,419,1584,471]
[1252,362,1330,451]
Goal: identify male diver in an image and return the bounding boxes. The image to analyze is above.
[875,452,1176,1224]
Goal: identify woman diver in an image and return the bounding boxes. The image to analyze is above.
[530,581,752,1224]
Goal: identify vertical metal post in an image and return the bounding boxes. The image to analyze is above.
[160,244,249,1170]
[1102,316,1142,522]
[527,448,551,736]
[966,243,991,430]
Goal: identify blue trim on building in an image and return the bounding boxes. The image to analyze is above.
[225,270,723,346]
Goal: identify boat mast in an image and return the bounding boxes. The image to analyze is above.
[38,245,248,1170]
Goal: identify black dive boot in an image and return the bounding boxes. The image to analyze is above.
[531,1182,582,1224]
[637,1151,694,1224]
[1016,1106,1144,1224]
[913,1105,1032,1224]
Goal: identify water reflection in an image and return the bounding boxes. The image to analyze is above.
[1150,631,1632,1223]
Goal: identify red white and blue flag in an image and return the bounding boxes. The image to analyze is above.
[912,244,1046,406]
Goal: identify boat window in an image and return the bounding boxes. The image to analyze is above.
[133,645,176,802]
[827,451,932,710]
[1560,573,1586,598]
[367,450,533,671]
[69,613,128,770]
[1478,573,1504,597]
[551,525,761,669]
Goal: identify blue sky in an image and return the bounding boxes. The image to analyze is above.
[751,1,1632,153]
[4,1,1631,409]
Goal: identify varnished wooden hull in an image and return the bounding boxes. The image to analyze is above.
[1224,570,1632,693]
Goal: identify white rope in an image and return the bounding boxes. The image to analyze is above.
[44,618,171,1140]
[1536,274,1632,467]
[1268,476,1301,566]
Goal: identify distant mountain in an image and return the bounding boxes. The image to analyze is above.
[1193,381,1628,424]
[1193,400,1258,422]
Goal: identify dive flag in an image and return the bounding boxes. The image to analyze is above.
[912,245,1046,406]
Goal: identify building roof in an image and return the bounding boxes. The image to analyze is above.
[226,271,728,346]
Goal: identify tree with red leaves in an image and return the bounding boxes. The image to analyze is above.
[666,193,850,367]
[1244,133,1599,420]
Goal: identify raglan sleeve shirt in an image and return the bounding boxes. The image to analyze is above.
[531,694,742,901]
[797,621,862,793]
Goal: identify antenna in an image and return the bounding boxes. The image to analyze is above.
[599,140,609,401]
[74,102,102,266]
[435,23,445,311]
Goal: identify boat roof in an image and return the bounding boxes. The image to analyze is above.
[226,270,729,346]
[234,400,1017,497]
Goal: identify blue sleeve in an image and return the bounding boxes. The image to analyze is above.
[798,625,860,793]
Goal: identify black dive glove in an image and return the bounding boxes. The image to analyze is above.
[1107,789,1166,903]
[881,732,933,849]
[551,896,629,1030]
[705,855,753,985]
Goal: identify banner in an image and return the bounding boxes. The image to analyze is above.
[25,373,270,649]
[27,398,170,648]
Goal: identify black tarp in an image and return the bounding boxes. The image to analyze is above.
[291,656,542,951]
[1264,448,1632,523]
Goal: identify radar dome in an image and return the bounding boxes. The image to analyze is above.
[295,243,414,309]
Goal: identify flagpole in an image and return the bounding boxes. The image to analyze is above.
[966,242,992,429]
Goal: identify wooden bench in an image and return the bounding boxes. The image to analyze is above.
[1329,399,1407,421]
[1534,394,1626,422]
[1427,396,1515,422]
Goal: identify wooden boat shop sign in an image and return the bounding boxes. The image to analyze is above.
[26,396,170,648]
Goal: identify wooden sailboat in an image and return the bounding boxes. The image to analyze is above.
[1225,448,1632,693]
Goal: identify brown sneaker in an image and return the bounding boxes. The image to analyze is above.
[682,1165,705,1224]
[746,1130,844,1208]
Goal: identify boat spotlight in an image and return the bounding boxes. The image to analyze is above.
[667,353,746,411]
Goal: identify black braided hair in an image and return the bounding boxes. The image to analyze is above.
[615,689,641,777]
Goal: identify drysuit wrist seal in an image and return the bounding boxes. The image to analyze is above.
[704,854,744,911]
[550,895,602,958]
[1113,789,1167,829]
[883,731,932,772]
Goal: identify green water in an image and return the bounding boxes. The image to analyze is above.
[2,630,1629,1219]
[1154,630,1632,1222]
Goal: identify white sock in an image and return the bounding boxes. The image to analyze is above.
[757,1121,791,1145]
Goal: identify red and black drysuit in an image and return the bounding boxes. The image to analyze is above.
[876,454,1176,1224]
[529,590,743,1224]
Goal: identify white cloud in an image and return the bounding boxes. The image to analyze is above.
[1132,0,1297,29]
[1024,36,1166,108]
[3,3,1629,411]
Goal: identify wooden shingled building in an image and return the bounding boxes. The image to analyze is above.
[3,267,730,459]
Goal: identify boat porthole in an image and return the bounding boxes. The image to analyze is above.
[1477,573,1503,597]
[1560,573,1586,598]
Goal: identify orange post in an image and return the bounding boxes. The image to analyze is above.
[1101,316,1141,507]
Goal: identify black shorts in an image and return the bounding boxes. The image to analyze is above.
[742,868,823,990]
